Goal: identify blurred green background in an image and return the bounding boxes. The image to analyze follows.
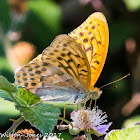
[0,0,140,139]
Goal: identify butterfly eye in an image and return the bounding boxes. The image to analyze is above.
[92,89,102,100]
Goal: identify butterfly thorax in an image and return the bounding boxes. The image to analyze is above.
[76,87,102,104]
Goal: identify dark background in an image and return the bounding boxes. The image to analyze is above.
[0,0,140,139]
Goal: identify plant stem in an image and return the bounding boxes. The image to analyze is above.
[9,92,21,106]
[0,116,24,140]
[84,130,92,140]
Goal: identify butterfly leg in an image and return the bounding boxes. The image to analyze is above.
[89,98,93,109]
[77,104,79,111]
[83,97,88,109]
[58,103,76,129]
[59,104,68,127]
[94,99,97,107]
[58,103,79,129]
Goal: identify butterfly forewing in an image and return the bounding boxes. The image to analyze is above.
[69,12,109,88]
[42,34,91,89]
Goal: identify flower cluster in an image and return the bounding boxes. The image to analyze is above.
[9,129,35,140]
[70,106,112,136]
[42,136,62,140]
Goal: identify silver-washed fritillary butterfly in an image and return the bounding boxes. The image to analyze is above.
[15,12,109,104]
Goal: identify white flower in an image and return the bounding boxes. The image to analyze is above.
[47,136,62,140]
[42,136,63,140]
[70,106,112,136]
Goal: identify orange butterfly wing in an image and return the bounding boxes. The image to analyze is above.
[69,12,109,88]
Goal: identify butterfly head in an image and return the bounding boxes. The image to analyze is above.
[89,87,102,100]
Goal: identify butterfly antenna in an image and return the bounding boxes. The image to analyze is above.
[99,73,130,89]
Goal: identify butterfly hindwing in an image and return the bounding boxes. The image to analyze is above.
[15,61,82,94]
[35,86,82,103]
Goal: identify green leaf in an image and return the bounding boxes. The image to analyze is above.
[28,0,61,32]
[0,98,19,125]
[14,88,41,107]
[105,126,140,140]
[16,102,60,134]
[0,89,12,101]
[122,116,140,128]
[123,0,140,11]
[27,0,62,48]
[0,0,10,33]
[0,76,18,93]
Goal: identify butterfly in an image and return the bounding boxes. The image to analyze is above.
[15,12,109,104]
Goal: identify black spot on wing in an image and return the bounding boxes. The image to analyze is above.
[94,61,100,65]
[23,78,27,81]
[35,65,40,68]
[67,59,73,63]
[30,73,34,76]
[83,38,88,43]
[28,68,32,71]
[57,57,62,60]
[79,73,88,77]
[24,83,28,87]
[81,69,88,72]
[31,83,36,86]
[85,47,92,52]
[91,66,97,70]
[35,70,41,74]
[43,62,49,66]
[23,73,27,76]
